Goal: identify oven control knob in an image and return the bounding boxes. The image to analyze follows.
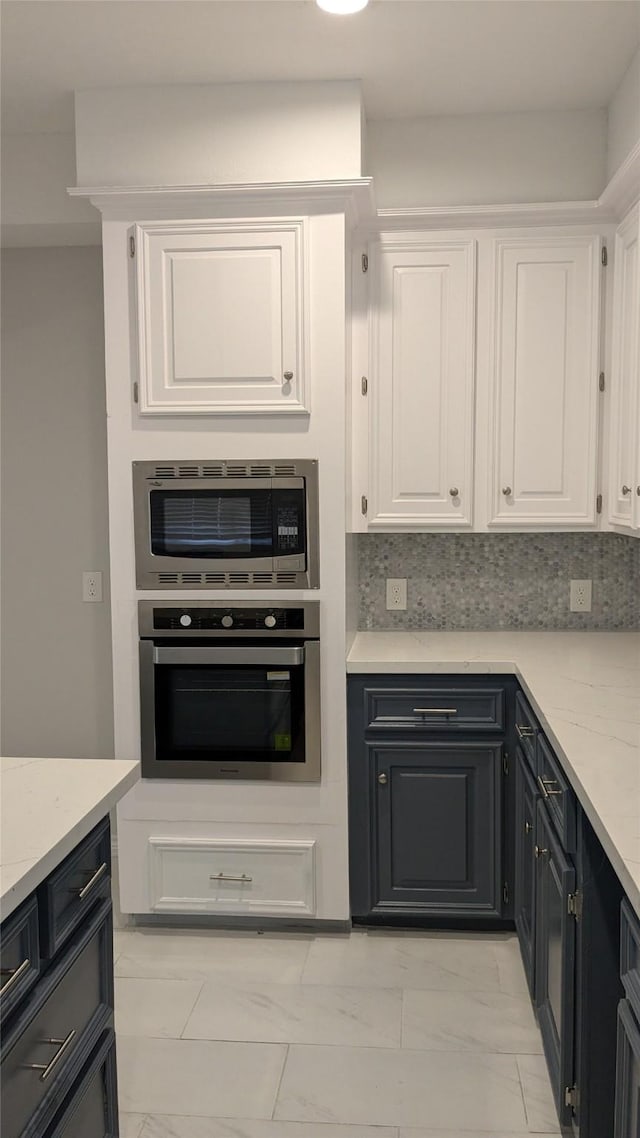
[264,614,277,629]
[179,614,192,627]
[221,614,234,629]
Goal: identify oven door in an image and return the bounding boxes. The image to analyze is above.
[140,642,320,781]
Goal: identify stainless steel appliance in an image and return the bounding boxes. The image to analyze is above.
[133,459,319,589]
[139,600,321,781]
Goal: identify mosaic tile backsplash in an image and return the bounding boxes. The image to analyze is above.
[358,533,640,631]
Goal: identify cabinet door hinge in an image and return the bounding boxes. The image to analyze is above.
[564,1084,580,1111]
[601,246,608,267]
[502,752,509,776]
[596,493,603,514]
[361,376,368,396]
[129,234,136,258]
[362,252,369,273]
[502,882,509,905]
[361,495,368,516]
[599,372,605,392]
[133,382,139,404]
[567,891,583,920]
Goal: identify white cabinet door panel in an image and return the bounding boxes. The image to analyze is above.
[371,239,476,527]
[135,220,308,415]
[608,207,640,530]
[489,236,601,526]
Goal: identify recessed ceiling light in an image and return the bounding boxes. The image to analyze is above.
[316,0,369,14]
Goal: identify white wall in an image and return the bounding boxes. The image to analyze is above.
[607,47,640,181]
[1,134,100,247]
[1,247,114,758]
[367,109,608,208]
[74,81,364,187]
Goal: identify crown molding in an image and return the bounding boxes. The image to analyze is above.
[68,178,376,226]
[372,199,611,232]
[599,140,640,218]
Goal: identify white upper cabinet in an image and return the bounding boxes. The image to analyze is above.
[608,206,640,531]
[134,219,309,415]
[368,237,476,527]
[487,236,602,527]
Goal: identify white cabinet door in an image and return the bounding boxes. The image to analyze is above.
[608,207,640,530]
[135,219,308,415]
[488,236,601,527]
[369,237,476,527]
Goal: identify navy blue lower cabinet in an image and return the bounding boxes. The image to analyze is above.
[615,999,640,1137]
[371,742,503,919]
[514,745,538,998]
[535,797,576,1130]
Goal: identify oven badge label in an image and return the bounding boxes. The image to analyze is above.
[274,734,292,751]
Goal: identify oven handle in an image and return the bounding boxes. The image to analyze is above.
[152,646,305,666]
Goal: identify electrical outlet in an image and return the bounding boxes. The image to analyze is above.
[569,579,592,613]
[82,571,103,603]
[386,578,407,610]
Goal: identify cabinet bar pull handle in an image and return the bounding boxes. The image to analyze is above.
[502,486,512,496]
[525,821,532,834]
[378,773,388,785]
[28,1029,77,1081]
[283,371,293,384]
[516,723,535,739]
[0,957,30,998]
[622,485,632,495]
[209,873,253,884]
[413,707,458,715]
[537,775,562,798]
[534,846,548,859]
[449,488,459,498]
[78,861,108,901]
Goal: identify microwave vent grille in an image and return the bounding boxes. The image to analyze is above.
[229,573,251,584]
[149,571,304,588]
[204,573,226,584]
[274,463,296,476]
[276,573,297,584]
[158,573,180,583]
[178,465,199,478]
[225,464,249,477]
[202,465,224,477]
[150,461,302,480]
[250,465,271,477]
[154,466,177,478]
[253,573,273,583]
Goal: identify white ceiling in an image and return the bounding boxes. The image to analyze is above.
[2,0,639,134]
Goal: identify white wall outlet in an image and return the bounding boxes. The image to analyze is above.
[386,577,407,610]
[82,571,103,603]
[569,579,592,613]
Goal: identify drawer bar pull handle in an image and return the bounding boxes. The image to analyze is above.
[524,821,532,834]
[0,957,30,998]
[537,775,562,798]
[28,1029,77,1081]
[413,708,458,715]
[516,724,535,739]
[78,861,108,901]
[210,873,253,884]
[535,846,549,860]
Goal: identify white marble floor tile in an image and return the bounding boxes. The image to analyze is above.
[402,988,542,1054]
[492,936,531,997]
[115,928,311,984]
[398,1131,561,1137]
[117,1036,286,1119]
[301,930,501,992]
[517,1054,560,1133]
[120,1114,147,1138]
[274,1044,528,1130]
[115,977,203,1038]
[182,980,402,1048]
[139,1117,398,1137]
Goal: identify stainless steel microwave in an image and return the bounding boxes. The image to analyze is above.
[133,459,319,589]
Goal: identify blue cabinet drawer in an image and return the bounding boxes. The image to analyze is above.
[45,1030,117,1138]
[537,735,577,854]
[621,901,640,1020]
[514,690,538,770]
[0,896,40,1027]
[1,898,113,1138]
[364,685,505,732]
[39,819,111,959]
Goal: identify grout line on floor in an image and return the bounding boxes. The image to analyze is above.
[270,1042,289,1120]
[179,978,206,1038]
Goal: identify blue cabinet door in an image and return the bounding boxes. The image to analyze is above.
[615,998,640,1138]
[535,798,576,1130]
[514,745,538,998]
[372,742,503,918]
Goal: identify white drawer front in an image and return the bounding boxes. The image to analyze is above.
[148,838,316,916]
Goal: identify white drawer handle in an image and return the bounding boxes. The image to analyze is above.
[413,708,458,715]
[0,957,31,999]
[210,873,253,884]
[78,862,108,901]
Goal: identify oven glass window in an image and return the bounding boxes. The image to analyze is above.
[150,490,272,557]
[154,664,305,764]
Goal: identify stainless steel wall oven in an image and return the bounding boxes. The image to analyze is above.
[139,600,321,781]
[133,459,319,589]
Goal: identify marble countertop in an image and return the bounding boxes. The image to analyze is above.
[0,757,139,920]
[348,631,640,915]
